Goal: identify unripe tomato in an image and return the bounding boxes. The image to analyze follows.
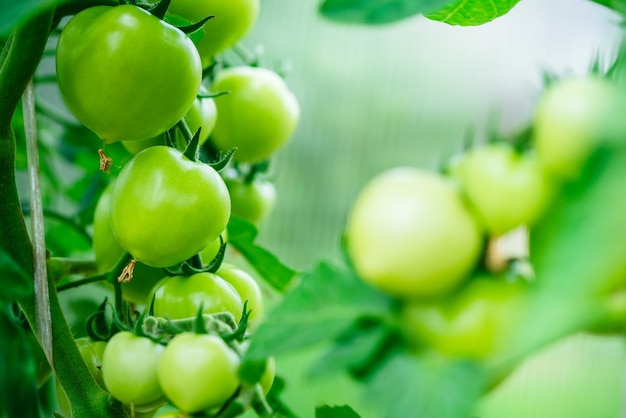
[210,66,300,163]
[148,0,259,68]
[217,263,264,330]
[199,230,228,265]
[401,277,527,360]
[533,76,626,179]
[122,95,218,154]
[102,332,164,406]
[151,272,243,321]
[93,182,165,304]
[224,175,276,225]
[110,146,230,268]
[345,168,484,299]
[76,337,107,390]
[56,5,201,143]
[157,333,241,412]
[259,356,276,395]
[450,143,555,236]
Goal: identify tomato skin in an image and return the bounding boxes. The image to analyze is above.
[224,175,276,225]
[102,332,164,405]
[157,333,241,412]
[76,337,107,390]
[450,143,555,236]
[211,66,300,163]
[122,95,218,154]
[93,182,165,303]
[56,5,201,143]
[259,356,276,395]
[150,0,259,68]
[110,146,231,268]
[401,277,527,360]
[217,263,264,330]
[533,77,626,179]
[151,272,243,321]
[345,168,484,299]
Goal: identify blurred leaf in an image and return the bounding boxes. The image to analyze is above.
[310,319,392,380]
[243,261,390,367]
[0,251,33,303]
[531,147,626,301]
[316,405,361,418]
[319,0,453,25]
[265,376,299,418]
[497,146,626,371]
[0,0,57,35]
[425,0,521,26]
[365,351,484,418]
[0,305,43,417]
[227,216,297,292]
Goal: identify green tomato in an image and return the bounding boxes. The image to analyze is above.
[102,331,164,405]
[122,95,218,154]
[210,66,300,163]
[345,168,484,299]
[93,181,167,304]
[401,277,527,360]
[76,337,107,390]
[217,263,264,330]
[149,0,259,68]
[157,333,240,412]
[56,5,201,143]
[224,175,276,225]
[450,143,556,236]
[110,146,230,268]
[533,76,626,179]
[151,272,243,321]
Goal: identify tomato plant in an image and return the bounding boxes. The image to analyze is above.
[157,333,241,412]
[344,167,484,298]
[110,146,230,268]
[56,5,202,143]
[210,66,300,163]
[4,1,626,418]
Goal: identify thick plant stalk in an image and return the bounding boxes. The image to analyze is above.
[23,78,53,363]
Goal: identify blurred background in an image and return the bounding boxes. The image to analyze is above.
[235,0,626,416]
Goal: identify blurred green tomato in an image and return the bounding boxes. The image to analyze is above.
[224,175,276,225]
[345,168,484,299]
[217,263,265,330]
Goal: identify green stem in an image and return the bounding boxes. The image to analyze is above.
[57,273,107,291]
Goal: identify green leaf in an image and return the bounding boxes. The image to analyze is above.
[0,251,33,303]
[0,306,43,417]
[425,0,521,26]
[316,405,362,418]
[365,351,484,418]
[226,216,297,292]
[0,0,57,36]
[498,146,626,371]
[243,261,390,369]
[310,319,392,379]
[319,0,453,25]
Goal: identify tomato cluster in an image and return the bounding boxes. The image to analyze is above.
[52,0,295,415]
[345,75,626,363]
